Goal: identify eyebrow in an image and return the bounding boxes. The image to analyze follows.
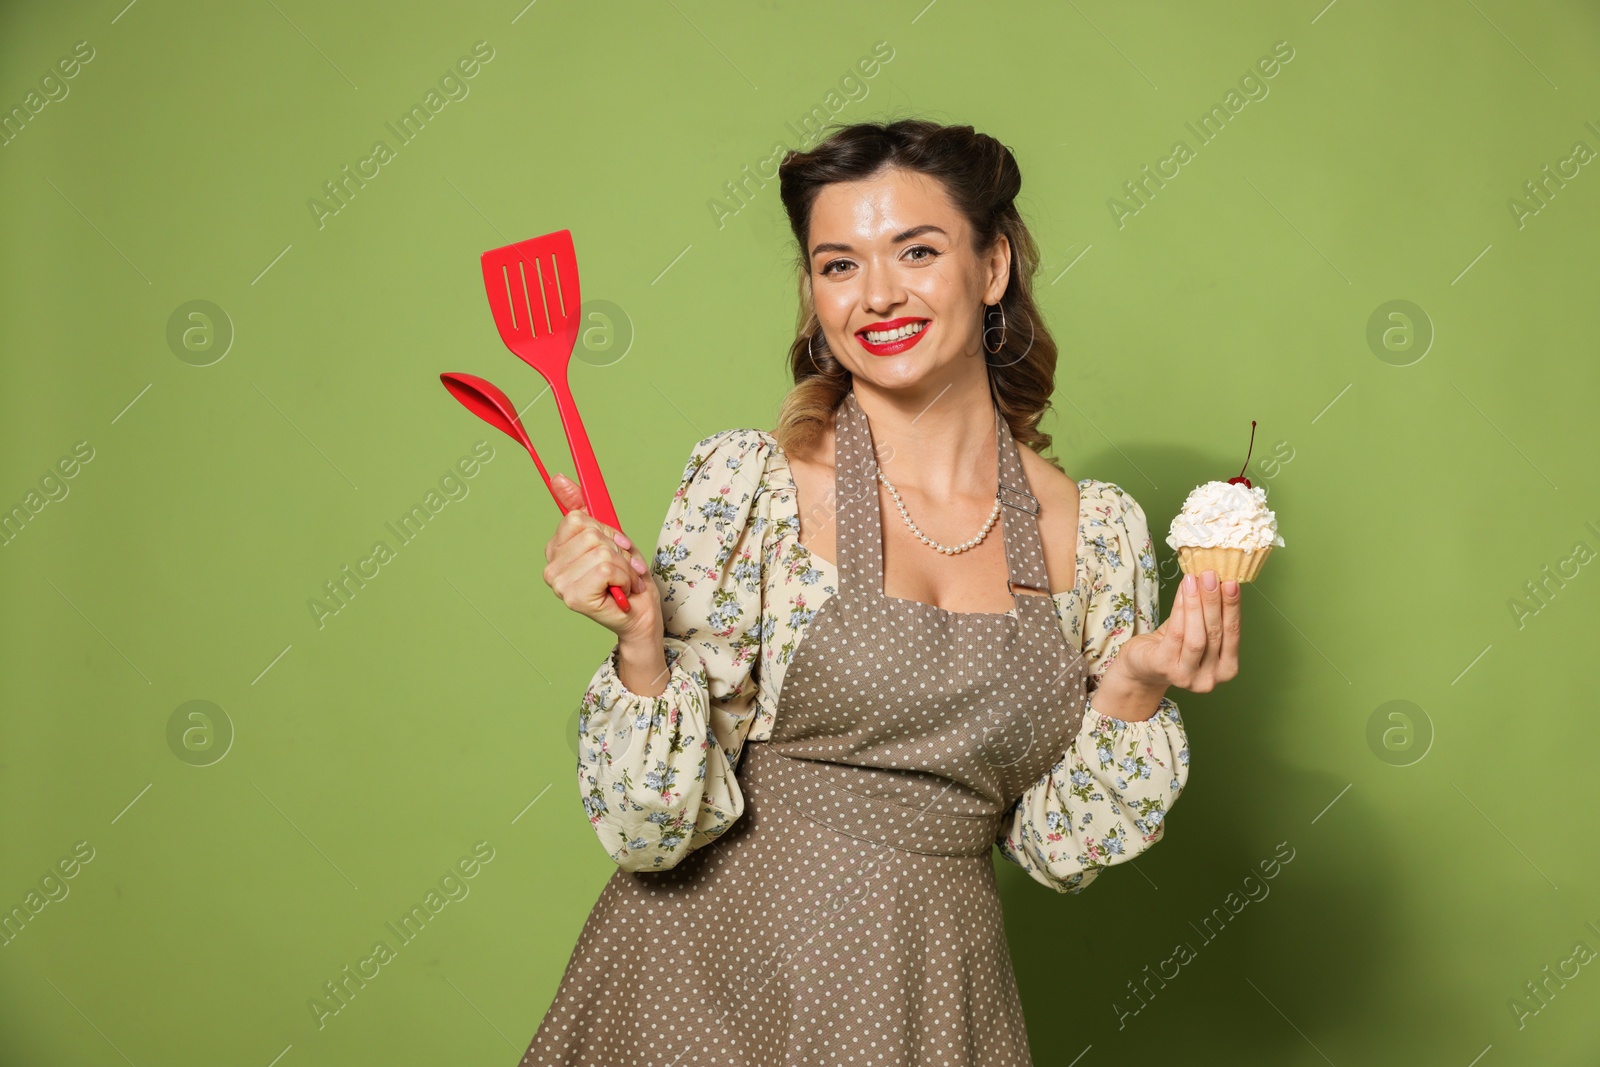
[810,224,948,259]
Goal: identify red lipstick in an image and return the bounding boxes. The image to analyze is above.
[855,317,930,357]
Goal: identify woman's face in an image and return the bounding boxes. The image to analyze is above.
[807,166,1009,393]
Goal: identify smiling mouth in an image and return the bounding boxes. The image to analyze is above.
[855,319,931,355]
[858,320,929,344]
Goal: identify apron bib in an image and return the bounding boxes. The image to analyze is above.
[739,385,1090,855]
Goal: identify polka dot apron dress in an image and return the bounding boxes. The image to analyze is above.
[521,387,1092,1066]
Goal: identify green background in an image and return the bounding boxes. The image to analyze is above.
[3,0,1597,1063]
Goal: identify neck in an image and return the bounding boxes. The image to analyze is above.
[851,374,997,498]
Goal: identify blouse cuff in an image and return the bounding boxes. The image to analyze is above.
[578,639,745,869]
[1084,691,1184,730]
[600,640,685,699]
[584,640,699,762]
[995,691,1189,894]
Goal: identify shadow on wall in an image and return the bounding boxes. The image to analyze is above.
[1000,444,1392,1063]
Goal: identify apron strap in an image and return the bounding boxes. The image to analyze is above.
[993,410,1053,595]
[833,389,884,592]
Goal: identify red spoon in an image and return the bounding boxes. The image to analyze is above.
[440,371,630,612]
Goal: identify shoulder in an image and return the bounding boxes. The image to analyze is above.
[1015,445,1081,592]
[662,428,797,551]
[1077,479,1153,534]
[1077,479,1158,584]
[672,428,781,499]
[656,430,786,591]
[1015,443,1080,523]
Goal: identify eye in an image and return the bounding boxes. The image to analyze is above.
[818,246,938,276]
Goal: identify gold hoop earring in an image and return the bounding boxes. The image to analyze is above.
[982,303,1007,355]
[810,329,831,363]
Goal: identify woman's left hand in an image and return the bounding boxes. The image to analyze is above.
[1110,570,1241,695]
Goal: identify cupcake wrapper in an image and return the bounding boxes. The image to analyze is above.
[1176,545,1274,583]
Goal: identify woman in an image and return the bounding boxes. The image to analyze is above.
[522,119,1242,1066]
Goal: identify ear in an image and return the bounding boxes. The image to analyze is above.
[983,233,1011,305]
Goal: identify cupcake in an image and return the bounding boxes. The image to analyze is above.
[1165,422,1284,583]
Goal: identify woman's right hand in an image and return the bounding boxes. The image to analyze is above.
[542,473,662,645]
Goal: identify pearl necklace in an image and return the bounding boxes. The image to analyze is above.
[875,468,1003,555]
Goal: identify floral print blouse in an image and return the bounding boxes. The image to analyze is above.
[575,428,1190,894]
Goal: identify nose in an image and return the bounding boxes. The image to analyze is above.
[860,259,905,317]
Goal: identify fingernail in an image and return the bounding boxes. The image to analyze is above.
[1224,579,1239,596]
[615,533,633,549]
[1184,574,1197,594]
[553,473,571,484]
[1202,570,1218,591]
[631,557,647,575]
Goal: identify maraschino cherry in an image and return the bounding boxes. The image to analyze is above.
[1227,420,1257,489]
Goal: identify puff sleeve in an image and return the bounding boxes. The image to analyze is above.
[996,481,1191,894]
[575,429,776,872]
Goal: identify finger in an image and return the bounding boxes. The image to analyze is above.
[550,502,592,554]
[555,502,634,559]
[551,523,629,580]
[1153,582,1176,632]
[593,547,636,602]
[600,544,652,604]
[1179,574,1207,676]
[613,536,649,577]
[1199,570,1224,662]
[546,525,609,587]
[1165,579,1187,646]
[561,543,635,611]
[551,479,631,559]
[1219,578,1241,679]
[605,520,642,566]
[577,508,627,546]
[551,471,586,512]
[547,474,595,552]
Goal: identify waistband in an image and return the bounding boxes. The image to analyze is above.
[737,741,1004,859]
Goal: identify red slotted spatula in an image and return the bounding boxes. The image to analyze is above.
[479,230,632,613]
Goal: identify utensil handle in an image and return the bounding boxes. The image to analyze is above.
[548,375,623,530]
[513,371,625,612]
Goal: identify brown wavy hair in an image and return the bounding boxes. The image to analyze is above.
[773,118,1062,470]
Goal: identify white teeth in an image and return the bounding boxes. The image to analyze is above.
[863,321,927,344]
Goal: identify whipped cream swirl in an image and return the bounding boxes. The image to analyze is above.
[1165,480,1285,551]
